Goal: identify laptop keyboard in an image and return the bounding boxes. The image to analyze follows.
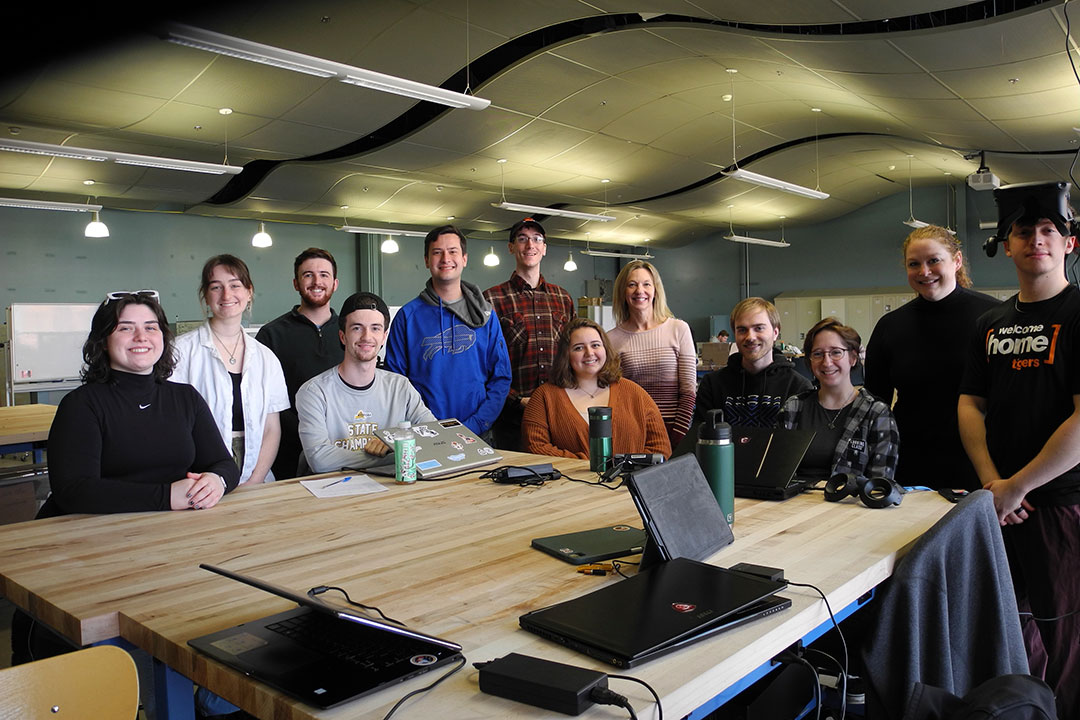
[267,613,405,670]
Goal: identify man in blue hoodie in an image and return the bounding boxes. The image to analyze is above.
[386,225,511,439]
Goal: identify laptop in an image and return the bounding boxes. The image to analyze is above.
[531,525,647,565]
[188,564,463,709]
[366,418,502,479]
[733,426,815,501]
[626,454,733,569]
[519,557,790,668]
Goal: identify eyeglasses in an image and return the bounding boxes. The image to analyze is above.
[513,235,545,245]
[105,289,160,303]
[809,348,851,362]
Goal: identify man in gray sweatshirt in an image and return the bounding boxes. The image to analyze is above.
[296,292,435,474]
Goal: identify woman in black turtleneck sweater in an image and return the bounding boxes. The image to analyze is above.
[865,226,999,490]
[41,291,239,516]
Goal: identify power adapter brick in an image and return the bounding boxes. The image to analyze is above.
[478,652,608,715]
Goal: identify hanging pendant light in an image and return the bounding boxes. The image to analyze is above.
[251,222,272,248]
[84,210,109,238]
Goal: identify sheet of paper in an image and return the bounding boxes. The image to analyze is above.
[300,473,388,498]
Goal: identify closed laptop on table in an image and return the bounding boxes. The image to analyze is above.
[188,564,462,709]
[519,557,789,668]
[366,418,501,479]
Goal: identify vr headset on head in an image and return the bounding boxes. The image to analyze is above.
[984,181,1078,257]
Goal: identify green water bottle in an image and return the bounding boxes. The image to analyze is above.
[392,421,416,484]
[588,406,613,473]
[697,409,734,525]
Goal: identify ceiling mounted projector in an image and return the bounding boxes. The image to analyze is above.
[967,169,1000,191]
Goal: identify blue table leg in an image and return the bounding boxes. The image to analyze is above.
[95,636,195,720]
[686,589,874,719]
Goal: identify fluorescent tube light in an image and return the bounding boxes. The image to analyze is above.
[724,233,790,248]
[722,168,829,200]
[902,217,929,229]
[0,139,242,175]
[0,197,102,212]
[579,248,654,259]
[491,201,615,223]
[338,225,428,237]
[166,24,490,111]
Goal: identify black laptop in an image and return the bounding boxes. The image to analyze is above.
[733,426,815,500]
[188,564,463,709]
[519,557,790,668]
[531,525,647,565]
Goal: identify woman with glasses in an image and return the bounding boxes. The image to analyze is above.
[608,260,696,446]
[780,317,899,482]
[40,290,240,517]
[523,317,671,459]
[864,226,998,489]
[172,255,289,484]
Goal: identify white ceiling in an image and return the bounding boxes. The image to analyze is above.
[1,0,1077,247]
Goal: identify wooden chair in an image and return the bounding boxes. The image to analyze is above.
[0,644,139,719]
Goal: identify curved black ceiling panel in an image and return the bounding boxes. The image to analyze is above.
[203,0,1055,207]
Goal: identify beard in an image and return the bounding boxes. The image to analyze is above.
[299,285,333,308]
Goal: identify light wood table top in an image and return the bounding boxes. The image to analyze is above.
[0,404,56,446]
[0,452,954,719]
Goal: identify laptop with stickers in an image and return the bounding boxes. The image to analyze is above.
[188,564,463,709]
[366,418,502,479]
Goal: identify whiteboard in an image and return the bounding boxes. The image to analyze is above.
[7,303,99,396]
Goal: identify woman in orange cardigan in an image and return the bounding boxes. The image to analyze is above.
[522,317,671,459]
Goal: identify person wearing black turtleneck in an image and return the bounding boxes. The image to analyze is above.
[865,228,998,489]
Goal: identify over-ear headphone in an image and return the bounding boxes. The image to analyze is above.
[824,473,902,508]
[984,181,1079,257]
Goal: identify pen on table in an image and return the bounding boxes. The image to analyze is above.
[322,476,353,489]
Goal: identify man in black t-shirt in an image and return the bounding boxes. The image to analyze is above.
[958,182,1080,717]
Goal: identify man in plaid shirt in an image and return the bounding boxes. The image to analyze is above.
[484,218,575,450]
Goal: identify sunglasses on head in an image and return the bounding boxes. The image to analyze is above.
[105,289,160,303]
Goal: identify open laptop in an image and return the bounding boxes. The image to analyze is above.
[733,426,815,500]
[531,525,647,565]
[519,557,790,668]
[366,418,502,479]
[188,564,463,709]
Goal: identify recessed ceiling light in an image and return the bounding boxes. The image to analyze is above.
[726,68,738,74]
[1008,78,1019,84]
[642,238,650,242]
[811,107,822,112]
[888,165,896,171]
[83,179,95,185]
[496,158,507,164]
[446,215,455,220]
[722,94,733,102]
[219,107,233,115]
[340,204,349,210]
[600,178,610,183]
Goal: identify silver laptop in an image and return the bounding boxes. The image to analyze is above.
[367,418,502,479]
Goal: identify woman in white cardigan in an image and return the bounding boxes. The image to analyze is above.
[173,254,289,484]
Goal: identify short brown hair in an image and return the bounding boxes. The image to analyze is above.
[803,317,862,367]
[549,317,622,389]
[730,297,780,333]
[902,225,972,288]
[198,254,253,306]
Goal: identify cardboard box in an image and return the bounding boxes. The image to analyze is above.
[0,478,38,525]
[700,342,733,369]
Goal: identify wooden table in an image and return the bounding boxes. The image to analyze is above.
[0,404,56,456]
[0,452,954,719]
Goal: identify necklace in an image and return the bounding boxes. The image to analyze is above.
[821,389,856,429]
[210,327,243,366]
[574,385,602,399]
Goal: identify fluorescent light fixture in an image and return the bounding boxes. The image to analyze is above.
[563,251,578,272]
[338,225,427,237]
[166,24,489,111]
[491,201,615,223]
[722,168,829,200]
[978,221,997,230]
[0,197,102,212]
[724,233,790,248]
[84,211,109,238]
[0,139,242,175]
[579,248,654,259]
[902,217,930,229]
[381,238,400,254]
[483,247,500,266]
